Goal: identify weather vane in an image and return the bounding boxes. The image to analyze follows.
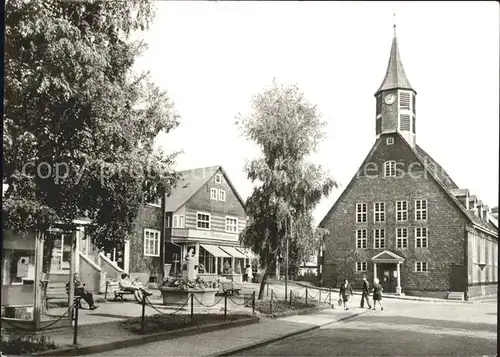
[393,13,397,36]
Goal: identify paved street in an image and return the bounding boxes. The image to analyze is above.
[84,296,497,357]
[234,298,498,357]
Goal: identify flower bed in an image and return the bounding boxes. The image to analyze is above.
[0,330,56,355]
[159,276,219,306]
[120,313,251,334]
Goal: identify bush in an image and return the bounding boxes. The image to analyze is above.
[0,330,56,355]
[120,313,250,334]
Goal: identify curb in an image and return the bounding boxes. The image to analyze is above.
[214,310,368,357]
[33,316,259,356]
[294,283,475,304]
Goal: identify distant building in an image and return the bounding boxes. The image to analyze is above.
[319,27,498,299]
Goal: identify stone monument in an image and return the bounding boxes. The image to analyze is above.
[184,248,197,280]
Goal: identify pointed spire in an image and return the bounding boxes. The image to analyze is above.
[375,19,414,95]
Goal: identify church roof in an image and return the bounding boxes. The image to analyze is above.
[411,143,496,233]
[318,134,497,237]
[375,30,414,95]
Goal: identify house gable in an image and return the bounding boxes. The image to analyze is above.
[320,133,468,279]
[185,167,246,218]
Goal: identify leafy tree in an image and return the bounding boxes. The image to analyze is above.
[236,80,337,300]
[3,0,179,304]
[284,217,329,279]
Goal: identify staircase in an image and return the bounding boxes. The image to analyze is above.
[447,291,465,301]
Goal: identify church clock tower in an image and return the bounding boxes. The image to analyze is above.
[375,24,416,147]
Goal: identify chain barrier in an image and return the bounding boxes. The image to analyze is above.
[323,291,332,304]
[192,294,225,308]
[291,289,306,300]
[271,290,282,304]
[2,308,71,332]
[226,294,252,307]
[307,290,319,299]
[144,296,190,316]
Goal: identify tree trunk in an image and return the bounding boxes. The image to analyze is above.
[258,257,275,300]
[41,230,55,314]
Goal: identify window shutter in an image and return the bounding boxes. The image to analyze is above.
[412,117,416,134]
[412,93,416,114]
[376,118,381,134]
[376,96,382,115]
[399,92,410,110]
[400,114,411,131]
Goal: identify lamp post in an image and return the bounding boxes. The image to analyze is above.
[285,214,291,302]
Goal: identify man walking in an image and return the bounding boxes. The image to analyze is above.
[360,275,372,309]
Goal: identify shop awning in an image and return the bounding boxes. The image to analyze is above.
[219,246,248,259]
[200,244,231,258]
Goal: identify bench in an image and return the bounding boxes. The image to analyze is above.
[217,281,241,296]
[107,281,136,302]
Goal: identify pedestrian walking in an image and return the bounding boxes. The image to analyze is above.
[339,278,353,311]
[372,278,384,311]
[360,275,372,309]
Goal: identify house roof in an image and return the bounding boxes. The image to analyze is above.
[375,31,415,95]
[319,133,497,237]
[165,165,246,212]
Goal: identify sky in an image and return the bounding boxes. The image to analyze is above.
[133,1,499,225]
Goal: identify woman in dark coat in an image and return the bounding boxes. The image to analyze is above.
[372,278,384,311]
[339,279,353,311]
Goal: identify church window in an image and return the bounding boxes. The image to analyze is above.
[400,114,411,131]
[376,96,382,115]
[399,92,410,110]
[415,200,428,220]
[356,262,367,272]
[415,227,428,248]
[412,116,416,134]
[374,202,386,222]
[397,228,408,248]
[356,229,367,249]
[373,229,385,248]
[356,203,367,223]
[396,201,408,221]
[415,262,429,272]
[384,161,396,177]
[386,137,394,145]
[412,93,416,114]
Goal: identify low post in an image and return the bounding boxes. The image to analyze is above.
[224,293,227,319]
[305,287,308,307]
[329,288,332,307]
[190,293,194,324]
[141,294,146,332]
[104,281,109,301]
[252,291,255,315]
[270,290,274,314]
[266,282,269,297]
[319,289,322,305]
[289,290,293,308]
[73,298,79,345]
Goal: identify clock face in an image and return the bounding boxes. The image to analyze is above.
[384,93,396,105]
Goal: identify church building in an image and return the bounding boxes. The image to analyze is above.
[319,26,498,299]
